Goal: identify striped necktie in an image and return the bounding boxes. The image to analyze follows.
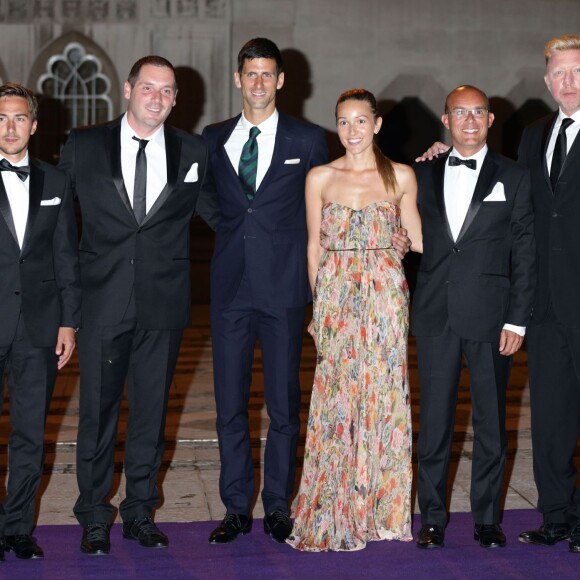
[238,126,261,201]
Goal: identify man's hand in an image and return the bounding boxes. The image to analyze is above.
[415,142,450,162]
[499,329,523,356]
[56,327,76,369]
[393,227,412,259]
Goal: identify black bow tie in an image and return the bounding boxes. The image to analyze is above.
[0,158,30,182]
[449,156,476,170]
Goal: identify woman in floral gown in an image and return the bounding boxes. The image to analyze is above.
[287,89,422,551]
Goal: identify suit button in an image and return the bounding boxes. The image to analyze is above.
[19,258,25,263]
[552,212,559,218]
[14,291,20,295]
[247,208,253,213]
[130,259,135,264]
[452,247,460,254]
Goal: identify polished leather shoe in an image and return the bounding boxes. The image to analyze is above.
[81,523,111,555]
[208,513,253,544]
[122,517,168,548]
[264,511,292,543]
[518,523,569,546]
[4,535,44,559]
[474,524,506,548]
[416,524,445,549]
[568,524,580,553]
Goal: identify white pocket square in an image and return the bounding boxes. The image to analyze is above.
[184,163,198,183]
[483,182,506,202]
[284,158,300,165]
[40,197,61,206]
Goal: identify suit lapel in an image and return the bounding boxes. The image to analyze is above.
[0,175,18,246]
[105,120,134,218]
[21,161,43,252]
[142,125,180,225]
[560,119,580,181]
[254,114,292,200]
[456,151,500,243]
[433,152,454,242]
[217,115,246,201]
[542,113,557,193]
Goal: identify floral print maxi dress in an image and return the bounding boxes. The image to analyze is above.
[287,201,413,551]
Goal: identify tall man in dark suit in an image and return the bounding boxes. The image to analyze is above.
[58,56,220,555]
[202,38,329,544]
[412,86,535,550]
[0,83,80,561]
[518,34,580,553]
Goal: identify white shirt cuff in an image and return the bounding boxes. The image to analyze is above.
[503,323,526,337]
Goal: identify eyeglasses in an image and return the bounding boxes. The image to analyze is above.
[446,108,489,119]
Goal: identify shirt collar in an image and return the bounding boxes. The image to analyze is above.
[240,109,279,135]
[557,108,580,125]
[121,113,165,147]
[448,144,488,165]
[1,153,30,167]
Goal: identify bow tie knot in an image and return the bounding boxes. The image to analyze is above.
[0,158,30,181]
[449,155,476,170]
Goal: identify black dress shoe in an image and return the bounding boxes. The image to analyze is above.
[264,511,292,543]
[568,524,580,553]
[518,523,569,546]
[416,524,445,549]
[474,524,506,548]
[122,517,168,548]
[4,535,44,559]
[81,523,111,555]
[208,514,253,544]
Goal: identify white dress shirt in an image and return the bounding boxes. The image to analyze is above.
[545,109,580,169]
[444,146,525,337]
[1,153,30,249]
[225,110,279,190]
[444,145,488,241]
[121,114,167,213]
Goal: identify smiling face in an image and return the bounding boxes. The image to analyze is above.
[124,63,177,138]
[0,95,37,163]
[545,48,580,116]
[336,98,382,155]
[442,87,494,157]
[234,57,284,123]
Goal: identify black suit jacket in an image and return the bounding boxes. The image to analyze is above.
[0,158,80,346]
[412,150,536,342]
[518,113,580,327]
[202,113,328,308]
[58,115,220,330]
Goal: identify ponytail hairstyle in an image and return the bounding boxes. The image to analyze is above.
[335,88,397,194]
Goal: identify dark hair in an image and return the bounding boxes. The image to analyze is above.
[444,85,490,113]
[127,55,177,90]
[335,88,397,195]
[237,38,283,75]
[0,83,38,121]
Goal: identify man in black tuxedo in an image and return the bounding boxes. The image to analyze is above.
[202,38,329,544]
[412,86,535,549]
[518,34,580,553]
[58,56,220,554]
[0,83,80,561]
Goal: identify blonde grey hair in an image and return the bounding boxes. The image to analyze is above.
[544,34,580,65]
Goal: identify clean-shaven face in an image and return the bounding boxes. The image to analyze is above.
[0,95,37,163]
[234,57,284,117]
[124,64,177,138]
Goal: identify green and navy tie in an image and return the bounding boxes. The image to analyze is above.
[238,126,261,200]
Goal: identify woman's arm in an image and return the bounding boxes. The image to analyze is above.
[305,167,327,292]
[397,165,423,254]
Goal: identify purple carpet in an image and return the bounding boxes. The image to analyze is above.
[3,510,578,579]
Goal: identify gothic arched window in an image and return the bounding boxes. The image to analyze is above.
[37,42,113,129]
